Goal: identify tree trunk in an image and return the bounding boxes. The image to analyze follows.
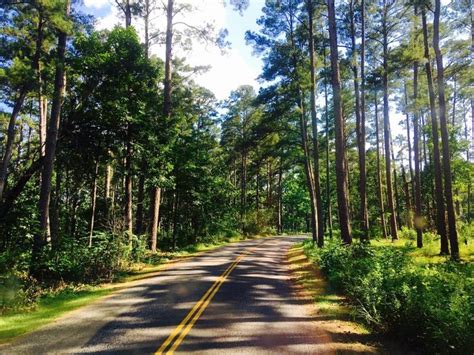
[163,0,173,121]
[135,173,145,235]
[124,126,133,235]
[401,158,413,228]
[375,93,388,239]
[50,169,61,246]
[256,169,260,217]
[0,90,28,202]
[421,8,449,254]
[404,84,415,206]
[26,125,32,160]
[277,162,283,234]
[350,0,368,239]
[390,136,402,230]
[433,0,459,259]
[382,2,398,240]
[172,191,179,250]
[241,150,247,232]
[299,92,319,244]
[89,160,99,247]
[125,0,132,28]
[37,11,47,159]
[39,97,47,157]
[328,0,352,244]
[105,160,113,207]
[307,0,323,246]
[34,0,70,269]
[323,53,333,239]
[151,0,174,244]
[413,62,424,247]
[463,102,471,222]
[150,187,161,252]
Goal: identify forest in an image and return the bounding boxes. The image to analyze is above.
[0,0,473,352]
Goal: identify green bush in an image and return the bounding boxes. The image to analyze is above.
[0,272,40,313]
[31,232,149,283]
[304,240,474,353]
[398,227,417,241]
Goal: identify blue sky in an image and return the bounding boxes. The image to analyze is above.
[80,0,266,100]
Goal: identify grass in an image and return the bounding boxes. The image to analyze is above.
[0,233,269,344]
[302,229,473,353]
[370,231,474,264]
[0,286,110,342]
[287,244,381,353]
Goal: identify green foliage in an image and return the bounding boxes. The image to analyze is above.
[33,232,150,283]
[0,231,149,313]
[304,240,474,353]
[0,272,39,314]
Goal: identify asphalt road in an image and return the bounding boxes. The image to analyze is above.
[1,236,336,354]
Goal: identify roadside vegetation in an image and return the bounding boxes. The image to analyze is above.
[0,0,472,351]
[303,227,474,353]
[0,232,269,343]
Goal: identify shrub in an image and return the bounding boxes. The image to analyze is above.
[32,232,139,283]
[304,240,474,353]
[0,272,40,313]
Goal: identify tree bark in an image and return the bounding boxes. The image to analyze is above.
[375,92,388,239]
[135,173,145,235]
[163,0,173,121]
[89,160,99,247]
[50,168,61,246]
[382,1,398,240]
[390,135,402,229]
[401,158,413,228]
[324,54,333,239]
[404,84,414,206]
[172,190,179,250]
[307,0,323,246]
[413,62,423,247]
[433,0,459,259]
[350,0,368,239]
[35,0,70,263]
[150,187,161,252]
[328,0,352,244]
[151,0,173,243]
[421,8,449,254]
[241,149,247,232]
[299,92,319,244]
[124,126,133,234]
[37,10,47,159]
[277,162,283,234]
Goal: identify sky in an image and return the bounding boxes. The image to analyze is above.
[80,0,266,101]
[79,0,411,143]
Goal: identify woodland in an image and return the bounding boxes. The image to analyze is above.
[0,0,473,351]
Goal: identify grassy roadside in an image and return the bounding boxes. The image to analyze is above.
[371,236,474,264]
[300,236,473,353]
[287,243,411,354]
[0,233,270,344]
[287,244,379,353]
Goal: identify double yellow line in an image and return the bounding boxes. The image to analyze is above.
[155,249,252,354]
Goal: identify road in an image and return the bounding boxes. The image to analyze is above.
[1,236,337,354]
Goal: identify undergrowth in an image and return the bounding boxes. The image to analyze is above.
[303,235,474,354]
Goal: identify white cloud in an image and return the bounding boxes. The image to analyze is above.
[83,0,110,9]
[90,0,260,100]
[95,9,122,30]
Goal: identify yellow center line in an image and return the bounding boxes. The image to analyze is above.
[155,244,260,355]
